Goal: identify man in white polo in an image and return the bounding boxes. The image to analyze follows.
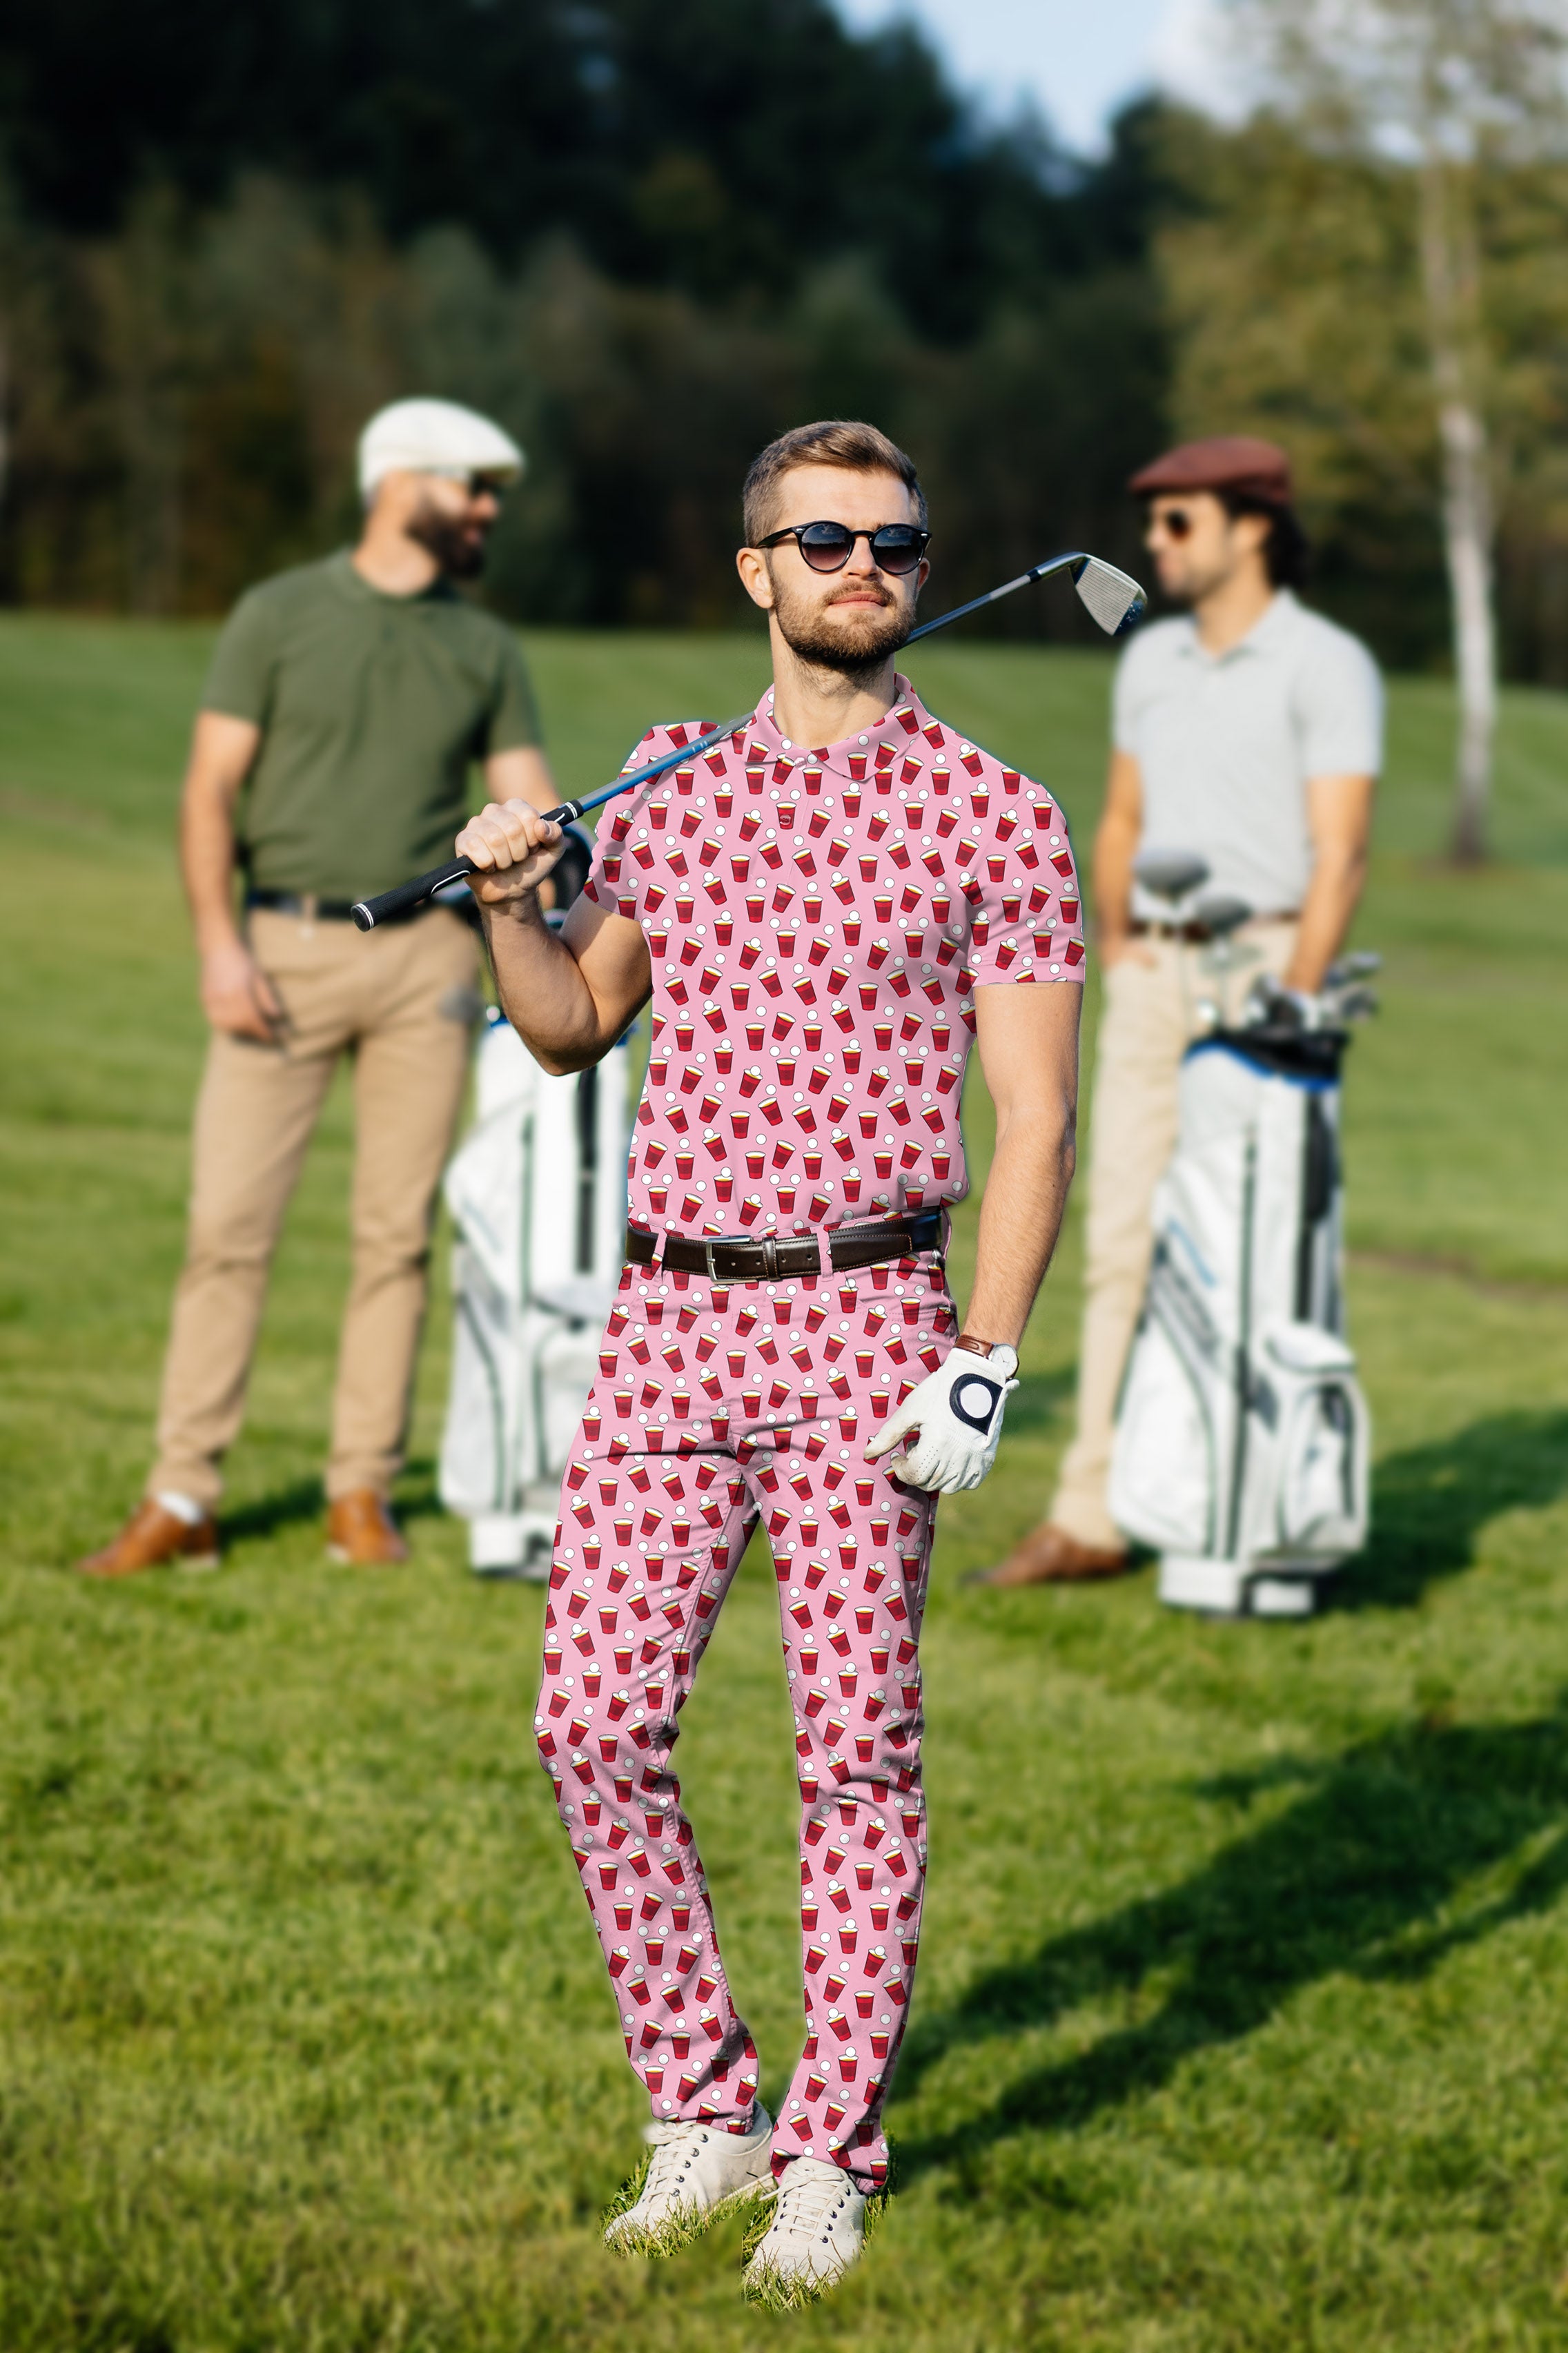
[982,434,1382,1586]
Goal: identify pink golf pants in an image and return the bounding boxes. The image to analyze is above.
[536,1250,952,2191]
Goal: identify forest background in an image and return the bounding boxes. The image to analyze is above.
[2,0,1565,687]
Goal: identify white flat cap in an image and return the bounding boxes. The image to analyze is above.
[358,398,525,498]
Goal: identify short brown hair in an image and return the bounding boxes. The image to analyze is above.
[742,420,927,547]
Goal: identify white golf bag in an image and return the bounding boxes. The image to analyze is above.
[1108,1025,1370,1617]
[440,1008,629,1576]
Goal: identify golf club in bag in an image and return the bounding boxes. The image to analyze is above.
[347,549,1145,932]
[1108,880,1380,1619]
[437,830,631,1578]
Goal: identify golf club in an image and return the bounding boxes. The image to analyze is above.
[350,545,1147,930]
[1133,848,1211,905]
[351,711,755,930]
[905,550,1146,645]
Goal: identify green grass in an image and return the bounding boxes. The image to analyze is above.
[4,616,1568,2347]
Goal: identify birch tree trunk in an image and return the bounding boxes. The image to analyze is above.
[1418,151,1497,865]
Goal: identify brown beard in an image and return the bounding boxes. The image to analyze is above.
[406,500,490,580]
[768,567,912,676]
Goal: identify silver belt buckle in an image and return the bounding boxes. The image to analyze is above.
[703,1239,718,1281]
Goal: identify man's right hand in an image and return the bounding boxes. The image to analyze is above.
[201,940,285,1041]
[455,800,567,907]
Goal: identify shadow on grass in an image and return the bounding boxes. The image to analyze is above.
[1347,1409,1568,1610]
[218,1457,449,1549]
[217,1478,324,1546]
[891,1700,1568,2193]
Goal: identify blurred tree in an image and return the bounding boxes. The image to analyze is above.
[1209,0,1568,859]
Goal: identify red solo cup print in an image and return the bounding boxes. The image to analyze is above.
[854,1861,874,1891]
[874,1019,893,1049]
[854,1989,876,2020]
[871,1895,890,1930]
[871,2021,892,2060]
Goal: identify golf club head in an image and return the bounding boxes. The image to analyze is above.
[1193,892,1253,939]
[1324,950,1382,986]
[1134,847,1211,903]
[1070,556,1146,637]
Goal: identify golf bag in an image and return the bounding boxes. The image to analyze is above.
[440,1007,629,1576]
[1108,1024,1370,1617]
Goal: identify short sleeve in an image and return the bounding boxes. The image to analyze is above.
[484,633,544,752]
[966,772,1086,988]
[1297,629,1384,777]
[201,587,280,725]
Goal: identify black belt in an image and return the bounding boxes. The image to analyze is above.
[248,886,471,929]
[1130,912,1298,944]
[627,1211,944,1284]
[247,890,365,923]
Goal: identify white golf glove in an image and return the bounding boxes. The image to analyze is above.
[865,1343,1020,1494]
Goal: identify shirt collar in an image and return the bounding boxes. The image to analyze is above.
[744,672,933,766]
[1175,588,1297,665]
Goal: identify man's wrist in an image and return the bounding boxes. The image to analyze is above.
[197,926,246,959]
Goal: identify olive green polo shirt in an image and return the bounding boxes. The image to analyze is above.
[202,551,542,901]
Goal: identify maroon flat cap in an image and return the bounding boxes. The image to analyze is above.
[1128,435,1293,506]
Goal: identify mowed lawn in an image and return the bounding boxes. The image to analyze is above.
[3,616,1568,2350]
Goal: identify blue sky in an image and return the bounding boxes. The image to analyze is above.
[833,0,1234,155]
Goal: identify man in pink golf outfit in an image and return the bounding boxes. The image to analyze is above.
[454,420,1082,2303]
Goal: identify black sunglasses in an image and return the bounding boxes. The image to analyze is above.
[1148,505,1196,540]
[757,520,930,575]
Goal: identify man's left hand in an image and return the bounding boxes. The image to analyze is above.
[865,1344,1020,1494]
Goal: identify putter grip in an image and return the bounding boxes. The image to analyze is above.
[350,858,475,932]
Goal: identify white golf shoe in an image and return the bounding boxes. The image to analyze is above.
[603,2105,774,2257]
[742,2155,868,2304]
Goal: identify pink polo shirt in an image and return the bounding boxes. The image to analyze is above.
[583,676,1084,1240]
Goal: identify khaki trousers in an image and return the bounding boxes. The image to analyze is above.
[149,906,479,1510]
[1049,920,1298,1551]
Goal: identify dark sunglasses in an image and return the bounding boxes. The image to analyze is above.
[757,520,930,575]
[1148,505,1196,540]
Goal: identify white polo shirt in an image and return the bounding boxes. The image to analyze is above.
[1113,590,1383,921]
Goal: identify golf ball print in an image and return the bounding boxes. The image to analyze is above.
[583,678,1085,1242]
[537,1256,947,2191]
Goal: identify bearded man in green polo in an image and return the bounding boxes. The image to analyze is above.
[80,398,558,1575]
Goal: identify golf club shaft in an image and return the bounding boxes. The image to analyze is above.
[903,552,1082,645]
[353,549,1112,930]
[349,710,754,929]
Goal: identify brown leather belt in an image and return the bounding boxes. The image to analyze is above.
[1130,912,1298,944]
[626,1211,944,1284]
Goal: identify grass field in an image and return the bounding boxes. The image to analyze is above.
[4,616,1568,2350]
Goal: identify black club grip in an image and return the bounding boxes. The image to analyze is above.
[350,859,476,932]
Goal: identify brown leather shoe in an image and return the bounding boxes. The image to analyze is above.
[970,1522,1130,1588]
[76,1498,219,1579]
[326,1491,409,1566]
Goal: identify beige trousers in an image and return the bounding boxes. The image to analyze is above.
[1049,920,1299,1551]
[149,906,479,1510]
